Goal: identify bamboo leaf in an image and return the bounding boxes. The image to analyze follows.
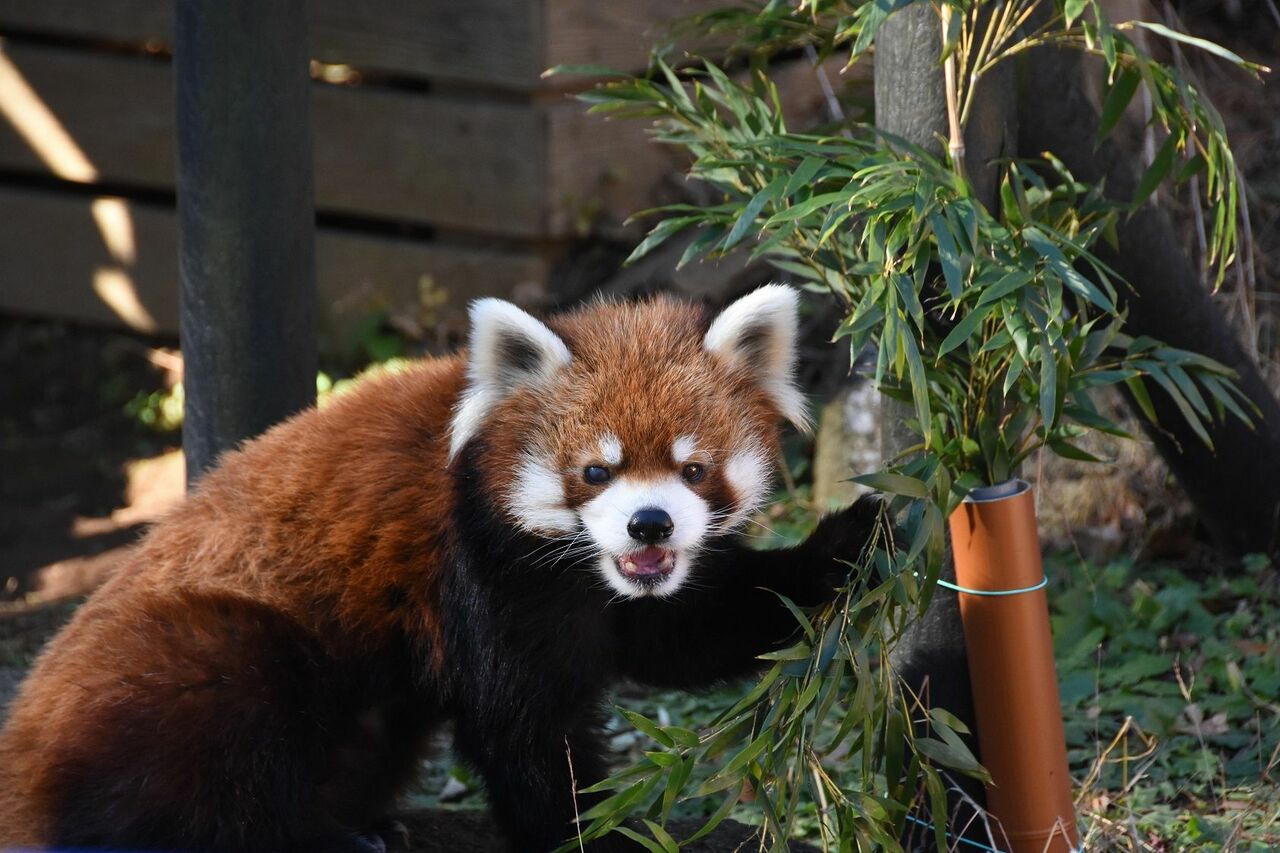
[1127,21,1262,71]
[723,175,787,250]
[851,471,930,498]
[625,216,699,265]
[683,786,742,843]
[915,736,985,776]
[938,304,994,357]
[642,820,680,853]
[784,156,826,199]
[929,211,965,300]
[1125,375,1159,424]
[1133,134,1177,207]
[1148,367,1214,448]
[1064,0,1087,27]
[901,326,932,441]
[1049,437,1107,463]
[1040,336,1059,429]
[621,709,676,748]
[613,826,670,853]
[1097,67,1142,142]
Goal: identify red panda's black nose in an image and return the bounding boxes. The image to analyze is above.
[628,508,674,543]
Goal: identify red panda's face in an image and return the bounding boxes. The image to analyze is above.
[449,286,810,598]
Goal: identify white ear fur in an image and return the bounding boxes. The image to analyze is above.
[448,299,571,460]
[704,284,810,431]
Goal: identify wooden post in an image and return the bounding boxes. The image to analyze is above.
[175,0,317,487]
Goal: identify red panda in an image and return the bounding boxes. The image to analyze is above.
[0,286,880,852]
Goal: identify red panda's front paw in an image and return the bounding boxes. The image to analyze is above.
[804,493,890,588]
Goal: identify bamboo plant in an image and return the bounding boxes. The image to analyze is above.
[550,1,1264,849]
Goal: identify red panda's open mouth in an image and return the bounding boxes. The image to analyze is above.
[615,546,675,582]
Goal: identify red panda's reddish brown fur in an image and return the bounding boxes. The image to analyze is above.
[0,357,465,847]
[0,293,879,852]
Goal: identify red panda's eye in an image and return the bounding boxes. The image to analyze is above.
[681,463,706,484]
[583,466,611,485]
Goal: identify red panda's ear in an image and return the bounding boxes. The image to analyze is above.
[704,284,811,432]
[449,299,571,460]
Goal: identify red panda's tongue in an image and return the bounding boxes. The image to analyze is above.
[618,546,674,578]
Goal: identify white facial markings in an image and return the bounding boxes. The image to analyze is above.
[672,434,698,464]
[579,475,711,599]
[507,454,577,535]
[599,433,623,466]
[722,444,773,531]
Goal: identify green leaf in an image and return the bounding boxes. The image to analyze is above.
[697,732,770,795]
[613,826,670,853]
[723,175,787,250]
[625,216,698,265]
[683,786,742,843]
[1049,437,1107,463]
[852,0,914,57]
[759,641,813,661]
[1200,373,1254,427]
[663,726,701,749]
[1064,0,1087,26]
[1125,375,1159,424]
[542,64,626,79]
[660,756,693,822]
[1024,226,1115,313]
[938,304,994,357]
[929,211,965,300]
[1133,134,1177,207]
[641,820,679,853]
[1148,367,1214,449]
[851,471,930,498]
[928,706,972,736]
[769,591,816,642]
[1097,67,1142,142]
[975,269,1033,308]
[915,736,986,777]
[901,326,932,442]
[676,225,726,269]
[1127,21,1259,70]
[1166,363,1211,419]
[1040,336,1059,429]
[621,709,676,748]
[765,190,853,225]
[783,156,825,199]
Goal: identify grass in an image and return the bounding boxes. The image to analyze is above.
[589,548,1280,851]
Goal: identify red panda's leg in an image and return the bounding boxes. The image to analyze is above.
[451,713,639,852]
[612,495,883,688]
[30,591,412,852]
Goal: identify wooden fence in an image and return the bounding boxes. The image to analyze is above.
[0,1,867,355]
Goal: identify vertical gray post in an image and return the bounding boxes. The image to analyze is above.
[875,4,1015,840]
[175,0,317,487]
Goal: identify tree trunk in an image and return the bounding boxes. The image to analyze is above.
[175,0,318,487]
[1019,46,1280,556]
[874,4,1017,841]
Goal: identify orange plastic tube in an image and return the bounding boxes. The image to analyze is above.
[947,479,1079,853]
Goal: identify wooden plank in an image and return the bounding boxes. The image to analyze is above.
[0,0,711,90]
[0,42,869,239]
[0,188,553,354]
[0,42,546,236]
